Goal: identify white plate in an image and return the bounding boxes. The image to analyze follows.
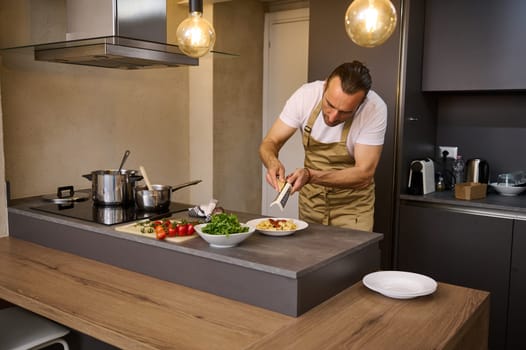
[245,218,309,236]
[362,271,437,299]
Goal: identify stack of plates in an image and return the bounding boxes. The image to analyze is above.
[362,271,437,299]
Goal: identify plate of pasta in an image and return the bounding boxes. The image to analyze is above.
[246,218,308,236]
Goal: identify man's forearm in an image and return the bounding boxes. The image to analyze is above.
[259,140,280,169]
[308,166,374,189]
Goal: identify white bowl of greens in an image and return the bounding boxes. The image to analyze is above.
[194,213,254,248]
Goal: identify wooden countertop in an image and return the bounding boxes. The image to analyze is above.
[0,237,489,349]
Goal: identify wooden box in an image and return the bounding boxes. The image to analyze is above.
[455,182,488,200]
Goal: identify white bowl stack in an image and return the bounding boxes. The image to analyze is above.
[489,183,526,196]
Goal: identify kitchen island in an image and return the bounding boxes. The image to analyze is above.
[8,196,382,317]
[0,237,489,349]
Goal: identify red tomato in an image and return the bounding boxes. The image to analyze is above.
[177,223,188,236]
[187,223,195,236]
[153,220,162,227]
[167,226,177,237]
[155,225,166,240]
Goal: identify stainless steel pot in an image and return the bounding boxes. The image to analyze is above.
[92,205,126,225]
[135,180,202,212]
[91,204,141,225]
[82,169,143,206]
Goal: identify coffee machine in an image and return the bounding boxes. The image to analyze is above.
[408,158,436,195]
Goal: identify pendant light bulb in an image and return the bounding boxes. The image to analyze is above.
[176,0,216,58]
[344,0,397,48]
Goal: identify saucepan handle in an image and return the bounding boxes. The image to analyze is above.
[171,180,202,192]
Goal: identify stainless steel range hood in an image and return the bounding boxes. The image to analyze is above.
[33,0,199,69]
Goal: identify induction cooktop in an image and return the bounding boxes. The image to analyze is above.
[32,200,190,226]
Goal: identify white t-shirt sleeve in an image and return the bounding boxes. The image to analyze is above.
[352,91,387,146]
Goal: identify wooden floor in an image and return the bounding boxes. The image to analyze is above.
[0,237,489,349]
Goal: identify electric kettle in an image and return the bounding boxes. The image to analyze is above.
[466,158,490,183]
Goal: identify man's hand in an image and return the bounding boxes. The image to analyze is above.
[286,168,312,194]
[259,119,298,192]
[265,158,286,192]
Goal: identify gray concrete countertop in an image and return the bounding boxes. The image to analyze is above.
[8,195,382,279]
[401,189,526,220]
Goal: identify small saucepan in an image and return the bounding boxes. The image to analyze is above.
[135,180,202,212]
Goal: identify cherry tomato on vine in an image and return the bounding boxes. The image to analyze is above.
[155,225,166,240]
[177,223,188,236]
[167,226,177,237]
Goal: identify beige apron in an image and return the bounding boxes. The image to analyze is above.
[299,101,375,231]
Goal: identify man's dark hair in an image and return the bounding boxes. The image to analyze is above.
[326,61,372,95]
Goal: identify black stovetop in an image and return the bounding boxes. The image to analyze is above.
[32,200,190,226]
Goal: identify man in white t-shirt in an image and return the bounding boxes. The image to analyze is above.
[259,61,387,231]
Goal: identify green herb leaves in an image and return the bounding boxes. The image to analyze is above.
[202,213,249,236]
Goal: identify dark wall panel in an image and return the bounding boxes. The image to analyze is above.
[436,93,526,180]
[308,0,402,267]
[398,0,437,192]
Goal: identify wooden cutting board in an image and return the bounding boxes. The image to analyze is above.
[115,221,197,243]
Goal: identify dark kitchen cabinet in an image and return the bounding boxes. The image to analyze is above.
[507,219,526,349]
[398,203,512,350]
[397,0,438,193]
[422,0,526,91]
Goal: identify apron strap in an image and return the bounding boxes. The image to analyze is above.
[302,100,355,147]
[340,115,353,143]
[302,100,323,149]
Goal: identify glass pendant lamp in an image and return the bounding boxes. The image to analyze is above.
[176,0,216,58]
[344,0,397,48]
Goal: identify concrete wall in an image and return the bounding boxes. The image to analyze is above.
[213,0,265,213]
[0,1,192,202]
[0,0,266,222]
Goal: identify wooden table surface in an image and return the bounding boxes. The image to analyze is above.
[0,237,489,350]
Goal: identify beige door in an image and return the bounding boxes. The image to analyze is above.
[261,8,309,218]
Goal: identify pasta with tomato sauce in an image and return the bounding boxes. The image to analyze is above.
[256,218,297,231]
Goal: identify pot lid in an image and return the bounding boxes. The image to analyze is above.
[41,186,90,204]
